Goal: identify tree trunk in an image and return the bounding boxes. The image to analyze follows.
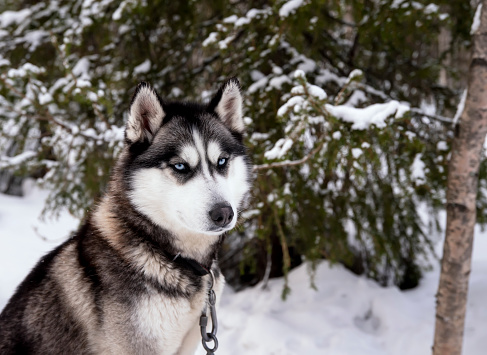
[433,2,487,354]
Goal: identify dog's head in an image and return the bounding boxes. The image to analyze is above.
[122,79,251,237]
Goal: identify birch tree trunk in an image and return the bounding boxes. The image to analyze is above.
[433,2,487,354]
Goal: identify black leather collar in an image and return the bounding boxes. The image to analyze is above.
[171,253,211,277]
[178,256,211,276]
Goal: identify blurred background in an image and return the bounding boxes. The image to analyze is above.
[0,1,486,354]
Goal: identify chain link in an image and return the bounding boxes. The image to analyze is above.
[200,270,219,354]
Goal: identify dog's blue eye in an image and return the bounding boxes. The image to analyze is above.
[218,158,227,166]
[174,163,186,171]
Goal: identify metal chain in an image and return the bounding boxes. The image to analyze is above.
[200,270,218,354]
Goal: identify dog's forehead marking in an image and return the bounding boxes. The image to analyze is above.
[192,130,210,175]
[180,145,199,168]
[207,141,222,165]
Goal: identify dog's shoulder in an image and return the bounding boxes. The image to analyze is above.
[0,228,93,354]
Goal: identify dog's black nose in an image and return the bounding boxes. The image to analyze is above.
[209,203,234,227]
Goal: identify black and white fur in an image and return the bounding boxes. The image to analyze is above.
[0,78,251,355]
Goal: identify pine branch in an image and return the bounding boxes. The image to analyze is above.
[409,108,453,124]
[253,140,325,172]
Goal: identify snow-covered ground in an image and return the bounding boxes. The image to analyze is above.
[1,184,486,355]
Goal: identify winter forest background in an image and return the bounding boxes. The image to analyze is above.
[1,0,487,354]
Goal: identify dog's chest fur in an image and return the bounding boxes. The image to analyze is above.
[132,275,223,355]
[88,260,224,355]
[136,293,197,353]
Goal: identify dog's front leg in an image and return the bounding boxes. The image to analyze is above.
[177,320,202,355]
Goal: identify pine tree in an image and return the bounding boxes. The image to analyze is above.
[203,0,473,293]
[0,0,478,294]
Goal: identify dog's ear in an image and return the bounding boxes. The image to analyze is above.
[208,78,244,133]
[125,82,165,144]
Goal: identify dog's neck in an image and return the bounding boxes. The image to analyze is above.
[92,193,222,268]
[169,227,221,265]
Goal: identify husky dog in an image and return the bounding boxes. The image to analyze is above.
[0,78,251,355]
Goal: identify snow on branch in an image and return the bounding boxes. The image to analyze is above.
[253,69,413,172]
[253,140,325,171]
[0,150,36,169]
[326,101,409,130]
[279,0,309,18]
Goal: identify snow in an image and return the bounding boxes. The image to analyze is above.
[424,4,439,14]
[0,9,31,28]
[272,66,283,75]
[248,77,269,94]
[223,15,238,24]
[411,153,426,184]
[326,101,410,130]
[38,92,53,105]
[72,57,92,87]
[0,57,9,67]
[250,70,265,81]
[222,9,271,29]
[264,138,294,160]
[277,81,326,118]
[391,0,406,9]
[112,0,130,21]
[170,87,183,98]
[439,13,449,21]
[87,91,98,101]
[7,63,44,78]
[268,75,291,90]
[294,69,306,79]
[0,151,37,168]
[235,17,251,27]
[308,84,327,100]
[296,56,317,73]
[471,3,483,35]
[244,116,254,126]
[2,187,487,355]
[218,35,235,50]
[332,131,342,140]
[23,30,49,51]
[133,59,151,75]
[279,0,306,18]
[203,32,218,47]
[316,68,346,87]
[345,90,367,107]
[395,102,410,118]
[246,8,271,20]
[278,96,305,116]
[291,85,305,95]
[346,69,363,84]
[250,132,271,141]
[72,57,90,76]
[352,148,363,159]
[0,184,79,305]
[453,89,467,125]
[436,141,448,151]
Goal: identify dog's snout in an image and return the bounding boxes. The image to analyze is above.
[209,203,234,227]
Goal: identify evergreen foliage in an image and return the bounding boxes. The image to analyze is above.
[0,0,477,294]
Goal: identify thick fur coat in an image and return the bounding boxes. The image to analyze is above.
[0,79,251,355]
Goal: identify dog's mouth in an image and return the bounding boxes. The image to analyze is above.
[198,222,236,235]
[207,225,231,233]
[176,211,236,235]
